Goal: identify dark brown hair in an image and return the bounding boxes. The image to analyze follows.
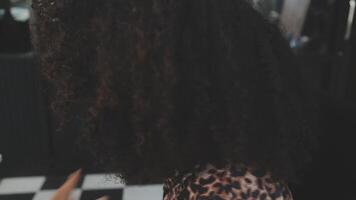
[31,0,318,184]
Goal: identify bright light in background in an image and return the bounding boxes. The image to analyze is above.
[0,0,30,21]
[10,7,30,22]
[345,0,356,40]
[11,0,30,22]
[280,0,311,38]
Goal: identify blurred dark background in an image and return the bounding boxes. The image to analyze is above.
[0,0,355,199]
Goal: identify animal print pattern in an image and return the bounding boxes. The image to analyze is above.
[163,163,293,200]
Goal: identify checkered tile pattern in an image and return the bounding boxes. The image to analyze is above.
[0,174,163,200]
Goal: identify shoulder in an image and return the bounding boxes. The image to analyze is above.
[163,163,293,200]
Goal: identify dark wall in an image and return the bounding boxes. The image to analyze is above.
[290,1,356,199]
[0,53,50,176]
[292,93,356,200]
[0,53,93,176]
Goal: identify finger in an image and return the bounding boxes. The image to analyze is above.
[66,169,82,181]
[61,169,82,191]
[52,169,81,200]
[51,169,82,200]
[96,196,110,200]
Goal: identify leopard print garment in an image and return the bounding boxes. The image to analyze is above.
[163,163,293,200]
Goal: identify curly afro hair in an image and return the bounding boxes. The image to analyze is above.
[30,0,318,184]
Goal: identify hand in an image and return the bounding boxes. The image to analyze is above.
[51,169,81,200]
[51,169,109,200]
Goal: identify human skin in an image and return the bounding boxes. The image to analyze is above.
[50,169,109,200]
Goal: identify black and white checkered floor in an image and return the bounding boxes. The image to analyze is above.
[0,174,163,200]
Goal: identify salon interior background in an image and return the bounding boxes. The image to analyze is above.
[1,0,356,199]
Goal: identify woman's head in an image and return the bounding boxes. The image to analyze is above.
[31,0,317,184]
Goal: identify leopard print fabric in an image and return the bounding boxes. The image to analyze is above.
[163,163,293,200]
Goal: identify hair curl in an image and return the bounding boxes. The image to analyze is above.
[31,0,318,184]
